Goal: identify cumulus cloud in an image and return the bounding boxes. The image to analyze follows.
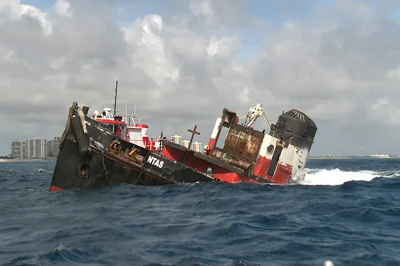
[1,0,400,156]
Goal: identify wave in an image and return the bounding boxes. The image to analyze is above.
[300,168,400,186]
[3,243,107,266]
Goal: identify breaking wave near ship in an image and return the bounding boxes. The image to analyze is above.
[299,167,399,186]
[293,156,400,186]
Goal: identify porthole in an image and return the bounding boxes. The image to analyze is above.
[267,144,274,155]
[77,162,91,178]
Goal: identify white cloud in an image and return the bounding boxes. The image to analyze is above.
[207,36,240,58]
[54,0,71,17]
[0,0,52,35]
[370,98,400,126]
[1,0,400,156]
[335,0,376,20]
[189,0,213,22]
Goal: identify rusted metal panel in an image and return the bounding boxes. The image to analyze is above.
[210,123,264,170]
[224,124,263,162]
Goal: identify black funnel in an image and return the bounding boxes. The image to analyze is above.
[269,109,317,151]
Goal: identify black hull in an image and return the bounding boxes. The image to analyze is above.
[49,103,216,191]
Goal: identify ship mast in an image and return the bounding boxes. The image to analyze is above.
[113,80,118,116]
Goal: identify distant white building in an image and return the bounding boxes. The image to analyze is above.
[11,141,26,159]
[26,138,47,158]
[172,135,182,145]
[47,137,61,158]
[181,140,190,148]
[192,142,202,152]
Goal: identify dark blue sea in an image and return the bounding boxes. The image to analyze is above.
[1,158,400,266]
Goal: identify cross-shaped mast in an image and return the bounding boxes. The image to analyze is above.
[187,125,200,150]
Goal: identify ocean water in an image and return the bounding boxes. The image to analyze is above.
[0,158,400,266]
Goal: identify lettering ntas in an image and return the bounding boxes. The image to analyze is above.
[147,155,164,168]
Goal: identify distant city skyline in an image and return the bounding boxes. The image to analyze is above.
[10,137,61,159]
[8,134,203,158]
[171,135,202,152]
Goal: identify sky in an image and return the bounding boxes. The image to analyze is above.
[1,0,400,157]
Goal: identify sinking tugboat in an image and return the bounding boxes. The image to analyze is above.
[49,102,215,191]
[49,100,317,191]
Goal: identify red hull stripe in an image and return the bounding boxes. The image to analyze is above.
[95,119,126,125]
[49,185,64,192]
[252,156,292,184]
[162,146,288,184]
[134,124,149,128]
[207,138,216,150]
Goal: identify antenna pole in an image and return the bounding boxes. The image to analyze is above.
[113,80,118,116]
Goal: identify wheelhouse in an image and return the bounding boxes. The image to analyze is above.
[92,108,128,140]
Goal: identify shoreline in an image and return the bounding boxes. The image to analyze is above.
[309,155,399,159]
[0,158,57,163]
